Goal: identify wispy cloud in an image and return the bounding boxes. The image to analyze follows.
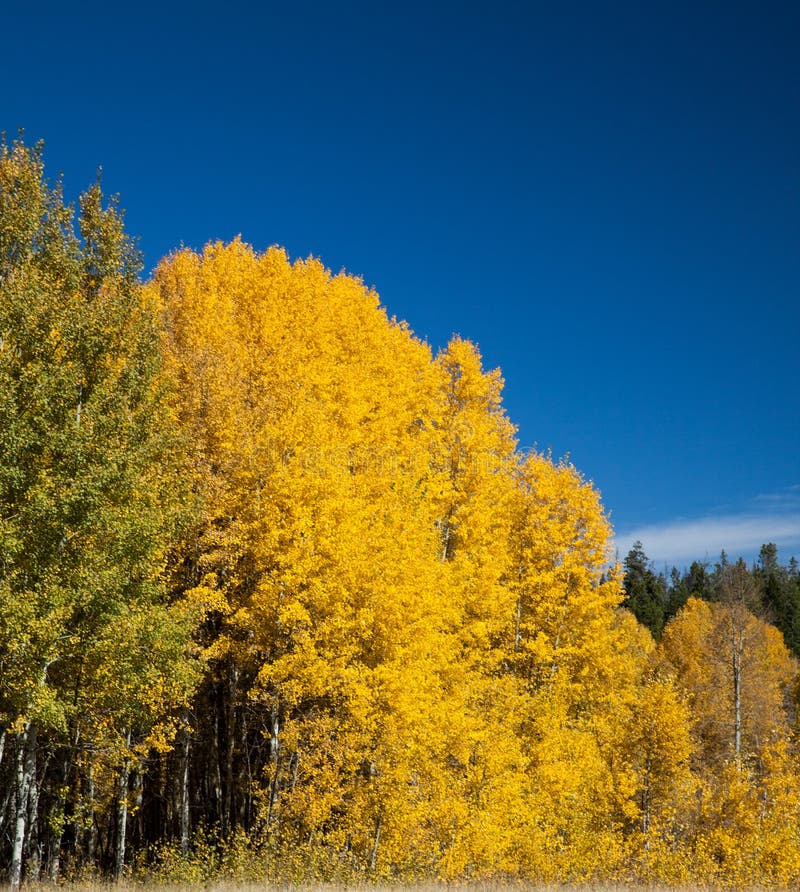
[615,487,800,567]
[753,485,800,505]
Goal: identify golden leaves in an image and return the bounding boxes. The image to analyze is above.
[150,237,800,884]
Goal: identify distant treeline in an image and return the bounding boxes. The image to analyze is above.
[622,541,800,649]
[3,139,800,889]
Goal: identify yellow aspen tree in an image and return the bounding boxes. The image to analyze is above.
[502,452,649,878]
[659,596,799,883]
[430,338,518,647]
[660,596,797,770]
[505,452,625,697]
[621,671,696,881]
[151,242,464,870]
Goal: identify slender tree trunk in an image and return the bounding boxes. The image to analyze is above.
[180,724,191,857]
[224,665,238,833]
[0,727,10,835]
[26,758,41,882]
[440,519,452,562]
[10,724,36,891]
[733,645,742,759]
[240,708,252,827]
[87,761,97,866]
[266,705,281,828]
[549,601,569,678]
[641,757,652,844]
[211,688,223,827]
[48,752,71,882]
[114,731,131,880]
[0,763,13,836]
[132,769,144,850]
[369,816,382,873]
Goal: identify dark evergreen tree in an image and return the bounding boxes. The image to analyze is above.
[665,566,690,623]
[686,560,712,600]
[623,541,666,636]
[756,543,800,656]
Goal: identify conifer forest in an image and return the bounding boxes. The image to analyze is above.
[3,140,800,888]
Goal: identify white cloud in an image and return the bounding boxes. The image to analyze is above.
[753,486,800,505]
[615,512,800,568]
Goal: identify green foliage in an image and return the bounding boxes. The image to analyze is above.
[757,543,800,656]
[622,541,666,636]
[0,138,200,881]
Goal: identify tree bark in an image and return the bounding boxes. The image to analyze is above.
[266,704,281,828]
[26,755,41,882]
[10,724,36,891]
[223,664,238,833]
[87,761,97,866]
[733,643,742,759]
[48,752,71,882]
[369,816,382,873]
[180,723,191,856]
[114,731,131,880]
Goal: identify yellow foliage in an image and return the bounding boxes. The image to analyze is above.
[147,239,800,885]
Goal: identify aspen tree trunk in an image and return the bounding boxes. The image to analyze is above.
[132,769,144,850]
[733,644,742,759]
[10,724,36,891]
[369,816,382,873]
[114,731,131,880]
[0,765,12,836]
[211,691,223,825]
[48,752,71,881]
[0,729,9,837]
[729,601,745,762]
[718,565,752,764]
[440,519,453,562]
[266,705,281,828]
[87,762,97,866]
[240,709,252,826]
[641,757,652,845]
[223,665,238,833]
[180,726,190,856]
[26,762,41,882]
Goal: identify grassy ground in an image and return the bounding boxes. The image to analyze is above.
[8,882,777,892]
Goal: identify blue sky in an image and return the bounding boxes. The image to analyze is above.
[3,1,799,568]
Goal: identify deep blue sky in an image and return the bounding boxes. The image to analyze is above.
[3,1,799,566]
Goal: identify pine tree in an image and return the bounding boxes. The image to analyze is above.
[623,542,666,636]
[757,543,800,656]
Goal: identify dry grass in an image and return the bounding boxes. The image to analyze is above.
[9,882,778,892]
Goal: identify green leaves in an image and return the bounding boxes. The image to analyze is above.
[0,140,199,861]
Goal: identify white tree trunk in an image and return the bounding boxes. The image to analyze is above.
[87,761,97,866]
[733,644,742,759]
[180,727,190,856]
[10,724,36,891]
[114,731,131,880]
[369,816,382,873]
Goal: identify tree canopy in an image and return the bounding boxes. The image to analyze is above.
[2,141,800,888]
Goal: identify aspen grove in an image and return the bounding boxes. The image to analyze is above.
[3,142,800,887]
